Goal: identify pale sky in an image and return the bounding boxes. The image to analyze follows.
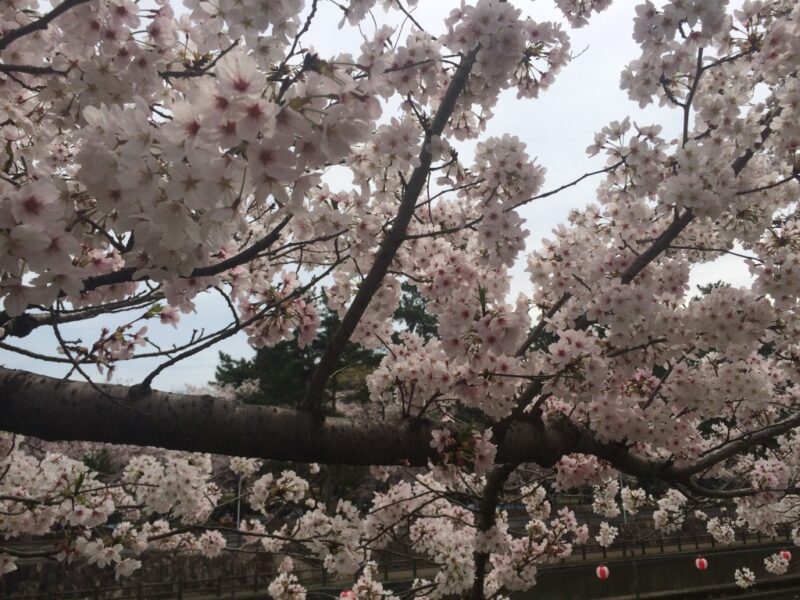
[0,0,752,390]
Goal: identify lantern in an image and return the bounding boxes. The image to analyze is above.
[340,591,356,600]
[695,556,708,571]
[780,549,792,562]
[596,564,610,580]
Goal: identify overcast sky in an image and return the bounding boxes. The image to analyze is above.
[1,0,752,390]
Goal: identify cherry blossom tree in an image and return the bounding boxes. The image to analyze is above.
[1,0,800,596]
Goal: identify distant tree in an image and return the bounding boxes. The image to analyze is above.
[216,285,439,411]
[695,279,732,298]
[393,282,439,342]
[215,293,381,411]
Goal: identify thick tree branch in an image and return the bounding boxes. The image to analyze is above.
[568,115,776,333]
[682,47,704,146]
[0,368,573,467]
[515,292,570,356]
[3,368,800,501]
[619,209,695,285]
[617,107,775,287]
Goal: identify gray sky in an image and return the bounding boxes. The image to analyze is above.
[1,1,751,390]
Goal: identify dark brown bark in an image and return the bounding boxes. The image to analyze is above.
[3,367,799,499]
[0,367,570,467]
[471,464,517,600]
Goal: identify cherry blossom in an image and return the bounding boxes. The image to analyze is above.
[735,567,756,590]
[1,0,800,596]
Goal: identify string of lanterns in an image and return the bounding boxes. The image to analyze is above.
[337,548,797,594]
[594,549,794,580]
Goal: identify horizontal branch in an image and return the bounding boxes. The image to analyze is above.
[4,367,799,501]
[0,367,572,467]
[507,160,624,212]
[0,63,65,76]
[736,172,799,195]
[681,413,800,478]
[0,216,292,339]
[668,244,762,262]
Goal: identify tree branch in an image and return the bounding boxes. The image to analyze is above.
[298,46,481,415]
[471,464,517,600]
[0,215,292,339]
[0,0,93,53]
[0,367,569,467]
[507,160,624,212]
[0,64,65,76]
[4,367,800,501]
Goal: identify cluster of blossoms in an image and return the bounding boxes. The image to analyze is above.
[1,0,386,367]
[520,486,551,522]
[653,490,688,533]
[735,567,757,589]
[471,135,543,267]
[248,470,309,514]
[74,537,141,580]
[366,301,530,419]
[429,428,497,475]
[123,452,219,522]
[198,531,227,559]
[553,0,613,27]
[658,140,737,220]
[554,454,613,491]
[0,434,224,578]
[442,0,571,108]
[267,562,307,600]
[749,458,791,502]
[764,553,790,576]
[623,0,731,108]
[591,480,621,518]
[595,522,619,548]
[706,517,737,545]
[620,487,649,515]
[229,456,263,478]
[349,562,397,600]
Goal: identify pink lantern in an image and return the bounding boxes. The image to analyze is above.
[340,591,356,600]
[780,549,792,562]
[596,564,610,580]
[695,556,708,571]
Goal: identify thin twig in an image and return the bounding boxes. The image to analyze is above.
[0,0,92,52]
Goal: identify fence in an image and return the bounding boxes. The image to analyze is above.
[3,526,794,600]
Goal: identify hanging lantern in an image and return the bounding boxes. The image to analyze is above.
[596,564,610,580]
[780,549,792,562]
[340,591,356,600]
[695,556,708,571]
